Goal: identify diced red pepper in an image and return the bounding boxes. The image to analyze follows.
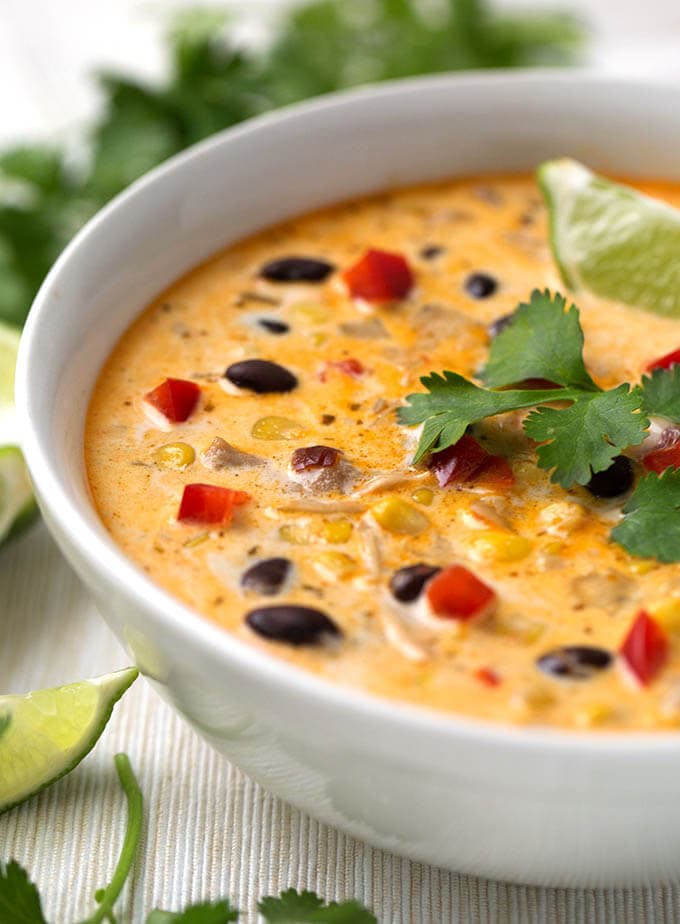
[473,455,515,490]
[145,378,201,423]
[645,348,680,372]
[642,441,680,474]
[342,249,414,302]
[178,484,251,525]
[619,610,669,686]
[474,666,502,687]
[428,435,514,490]
[320,358,365,381]
[426,564,496,621]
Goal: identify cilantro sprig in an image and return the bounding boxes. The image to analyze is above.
[0,2,584,330]
[399,288,680,563]
[611,468,680,563]
[0,757,376,924]
[399,290,649,486]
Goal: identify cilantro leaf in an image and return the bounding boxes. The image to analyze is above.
[523,384,647,487]
[640,366,680,421]
[258,889,376,923]
[145,900,239,923]
[0,861,48,924]
[483,289,597,390]
[0,714,9,739]
[398,371,582,464]
[611,469,680,562]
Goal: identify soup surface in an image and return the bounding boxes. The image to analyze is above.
[86,174,680,730]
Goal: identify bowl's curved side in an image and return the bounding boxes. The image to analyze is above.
[17,72,680,886]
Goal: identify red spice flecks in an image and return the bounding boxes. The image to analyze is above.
[642,441,680,474]
[291,445,341,472]
[320,358,365,381]
[619,610,669,686]
[178,484,250,525]
[428,435,514,491]
[342,249,414,302]
[145,377,201,423]
[645,348,680,372]
[474,666,502,687]
[426,564,496,621]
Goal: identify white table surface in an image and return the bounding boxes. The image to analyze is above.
[3,2,680,921]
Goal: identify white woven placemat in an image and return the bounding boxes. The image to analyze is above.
[2,524,680,923]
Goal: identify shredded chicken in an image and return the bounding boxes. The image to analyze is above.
[415,302,485,346]
[338,317,389,339]
[288,458,359,494]
[378,608,431,662]
[200,437,263,470]
[356,515,383,577]
[353,469,430,497]
[570,570,635,609]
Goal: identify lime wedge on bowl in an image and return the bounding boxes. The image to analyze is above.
[538,158,680,317]
[0,321,20,408]
[0,320,38,544]
[0,668,138,814]
[0,445,38,544]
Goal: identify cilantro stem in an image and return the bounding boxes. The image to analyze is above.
[80,753,143,924]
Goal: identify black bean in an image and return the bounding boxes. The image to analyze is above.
[241,558,291,596]
[225,359,298,394]
[536,645,613,680]
[246,605,341,645]
[488,312,515,339]
[420,244,445,260]
[258,318,290,334]
[464,272,498,299]
[585,456,634,498]
[389,564,441,603]
[259,256,335,283]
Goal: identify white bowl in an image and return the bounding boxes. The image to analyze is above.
[17,72,680,888]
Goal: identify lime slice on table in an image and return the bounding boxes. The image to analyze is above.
[0,320,38,544]
[538,158,680,317]
[0,668,138,813]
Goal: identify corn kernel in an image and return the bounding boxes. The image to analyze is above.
[497,614,545,644]
[252,416,303,440]
[370,497,429,535]
[543,540,565,556]
[628,558,657,576]
[183,532,209,548]
[411,487,434,506]
[154,442,195,470]
[289,301,329,324]
[279,523,312,544]
[511,684,554,715]
[314,550,357,580]
[650,597,680,633]
[575,702,612,728]
[469,530,532,563]
[310,332,326,347]
[322,518,353,544]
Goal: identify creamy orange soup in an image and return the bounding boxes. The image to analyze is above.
[86,174,680,730]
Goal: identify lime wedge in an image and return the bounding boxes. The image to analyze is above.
[0,445,38,544]
[538,158,680,317]
[0,321,39,544]
[0,668,138,813]
[0,321,20,408]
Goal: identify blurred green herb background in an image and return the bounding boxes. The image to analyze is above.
[0,0,585,329]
